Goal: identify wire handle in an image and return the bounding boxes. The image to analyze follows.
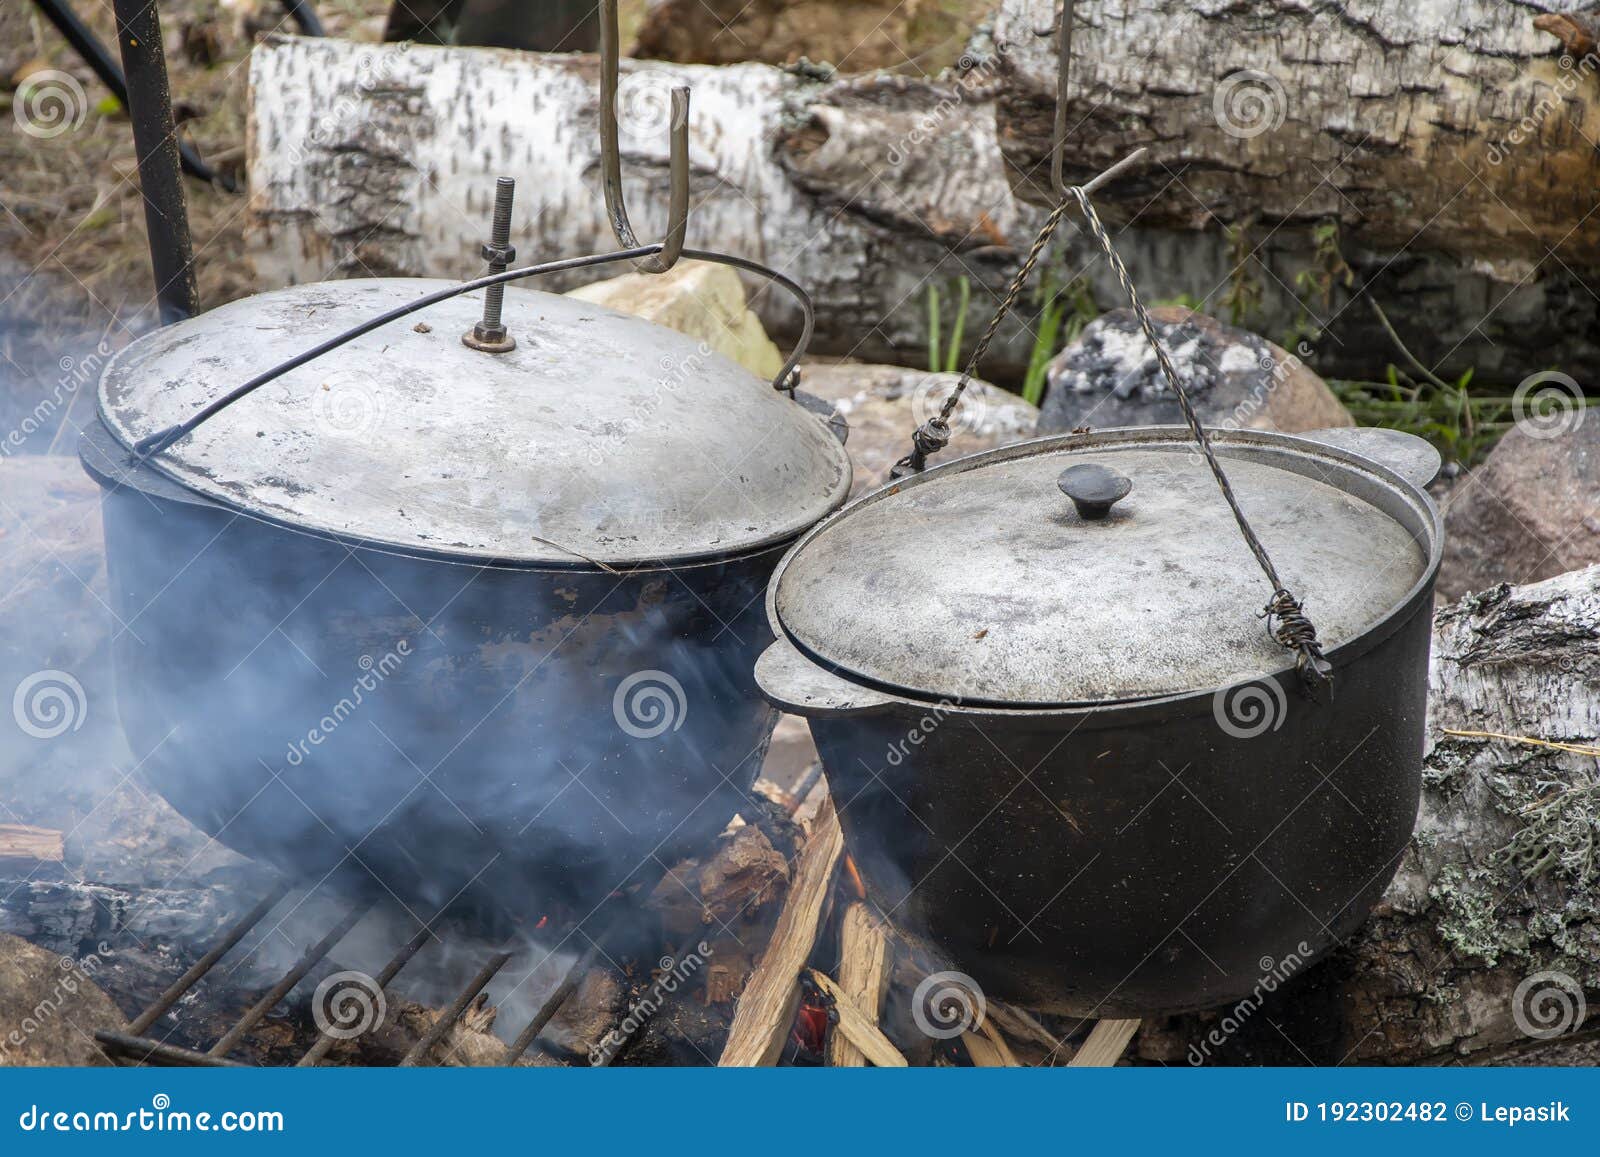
[598,0,688,274]
[131,244,817,458]
[1068,187,1331,694]
[888,147,1145,479]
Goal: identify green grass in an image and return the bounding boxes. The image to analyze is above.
[1330,366,1527,468]
[1021,273,1098,406]
[926,271,1099,406]
[925,277,971,374]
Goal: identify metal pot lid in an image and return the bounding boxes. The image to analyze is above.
[98,279,851,567]
[771,429,1435,707]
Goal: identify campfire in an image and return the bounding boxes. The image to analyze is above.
[2,0,1596,1080]
[19,757,1131,1069]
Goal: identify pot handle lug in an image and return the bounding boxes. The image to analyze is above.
[1296,426,1442,489]
[755,637,894,717]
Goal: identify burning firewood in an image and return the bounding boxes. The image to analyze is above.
[718,798,844,1066]
[826,902,891,1067]
[807,969,906,1067]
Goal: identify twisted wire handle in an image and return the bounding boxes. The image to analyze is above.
[888,163,1332,695]
[888,148,1147,479]
[1067,187,1332,694]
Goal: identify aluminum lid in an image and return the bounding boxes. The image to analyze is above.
[98,279,852,566]
[771,429,1437,707]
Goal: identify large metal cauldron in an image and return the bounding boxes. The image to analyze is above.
[757,427,1442,1017]
[84,280,851,918]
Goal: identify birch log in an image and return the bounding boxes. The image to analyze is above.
[245,22,1600,383]
[1139,567,1600,1066]
[992,0,1600,381]
[245,34,1049,374]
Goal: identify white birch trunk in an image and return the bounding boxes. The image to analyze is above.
[245,34,1046,372]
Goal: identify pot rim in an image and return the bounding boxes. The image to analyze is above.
[79,418,803,577]
[760,426,1443,721]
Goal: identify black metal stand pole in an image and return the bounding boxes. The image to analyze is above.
[279,0,325,36]
[110,0,199,324]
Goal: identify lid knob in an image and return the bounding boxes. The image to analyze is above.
[1057,463,1132,520]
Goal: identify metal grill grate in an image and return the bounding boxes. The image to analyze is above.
[95,880,641,1068]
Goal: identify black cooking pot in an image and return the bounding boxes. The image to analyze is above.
[756,426,1443,1017]
[84,279,851,917]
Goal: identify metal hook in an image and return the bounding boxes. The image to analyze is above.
[1051,0,1076,200]
[599,0,689,274]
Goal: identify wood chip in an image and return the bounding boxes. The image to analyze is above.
[807,968,906,1067]
[979,1015,1020,1066]
[0,824,64,867]
[962,1028,1007,1067]
[1067,1018,1141,1067]
[826,902,891,1066]
[987,1000,1064,1054]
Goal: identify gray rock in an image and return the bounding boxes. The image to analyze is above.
[1438,416,1600,601]
[799,363,1039,495]
[0,933,122,1065]
[1037,307,1353,435]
